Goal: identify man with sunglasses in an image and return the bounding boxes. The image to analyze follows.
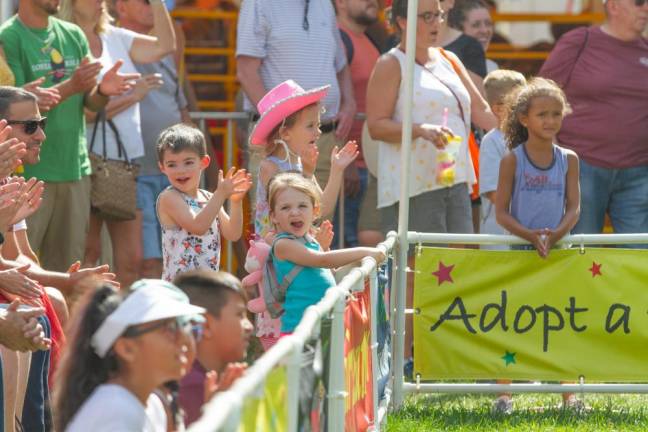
[0,0,139,273]
[0,86,119,324]
[540,0,648,240]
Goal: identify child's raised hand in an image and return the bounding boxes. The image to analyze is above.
[203,362,248,402]
[301,144,319,177]
[331,141,359,173]
[229,169,253,203]
[315,220,334,251]
[215,167,251,200]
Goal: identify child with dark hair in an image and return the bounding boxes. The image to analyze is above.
[156,124,252,281]
[174,270,253,426]
[54,280,204,431]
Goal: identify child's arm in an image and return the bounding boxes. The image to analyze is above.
[258,158,280,197]
[158,168,248,235]
[495,153,547,255]
[319,142,359,218]
[219,171,252,241]
[546,151,580,249]
[274,238,385,269]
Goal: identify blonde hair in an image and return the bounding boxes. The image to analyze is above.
[260,102,322,157]
[483,69,527,107]
[58,0,113,34]
[267,172,321,216]
[503,77,572,149]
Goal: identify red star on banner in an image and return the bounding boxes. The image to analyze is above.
[432,261,455,286]
[589,261,602,277]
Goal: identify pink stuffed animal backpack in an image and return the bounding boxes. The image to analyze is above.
[242,234,308,317]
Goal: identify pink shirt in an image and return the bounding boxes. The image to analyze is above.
[338,24,381,167]
[539,26,648,169]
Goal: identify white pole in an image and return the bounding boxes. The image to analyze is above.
[369,267,380,431]
[327,296,348,431]
[393,0,419,410]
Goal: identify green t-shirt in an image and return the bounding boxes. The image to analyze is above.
[0,16,91,182]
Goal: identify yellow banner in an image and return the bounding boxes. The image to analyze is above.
[414,247,648,381]
[239,366,288,432]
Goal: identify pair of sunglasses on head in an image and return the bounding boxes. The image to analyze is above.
[7,118,47,135]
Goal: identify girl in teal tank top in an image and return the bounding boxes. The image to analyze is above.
[267,173,386,333]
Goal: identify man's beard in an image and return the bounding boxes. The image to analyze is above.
[353,13,378,27]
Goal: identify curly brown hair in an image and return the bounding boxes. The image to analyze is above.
[503,77,572,149]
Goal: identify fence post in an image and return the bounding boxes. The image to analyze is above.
[225,119,234,273]
[286,340,303,432]
[369,267,380,431]
[328,293,347,431]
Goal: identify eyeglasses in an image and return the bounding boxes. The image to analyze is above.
[6,118,47,135]
[123,317,184,340]
[417,11,444,24]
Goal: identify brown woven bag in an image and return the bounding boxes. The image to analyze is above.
[88,111,140,221]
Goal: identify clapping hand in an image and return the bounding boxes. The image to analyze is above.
[0,120,27,177]
[331,140,359,173]
[131,73,164,102]
[0,264,41,299]
[0,300,51,352]
[203,362,247,401]
[98,59,141,96]
[228,169,252,203]
[9,177,44,224]
[70,57,102,94]
[23,77,61,112]
[215,168,252,201]
[67,261,120,290]
[315,220,334,251]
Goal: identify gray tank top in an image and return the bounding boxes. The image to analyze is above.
[510,144,569,230]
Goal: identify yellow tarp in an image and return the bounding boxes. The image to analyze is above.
[413,247,648,381]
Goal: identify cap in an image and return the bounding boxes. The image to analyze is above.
[130,279,205,324]
[91,279,206,358]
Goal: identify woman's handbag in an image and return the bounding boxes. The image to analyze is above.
[88,111,140,221]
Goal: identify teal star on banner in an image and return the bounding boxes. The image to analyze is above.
[501,351,516,366]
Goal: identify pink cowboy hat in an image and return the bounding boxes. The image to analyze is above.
[249,80,330,147]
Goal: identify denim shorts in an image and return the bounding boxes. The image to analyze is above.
[136,174,170,260]
[574,159,648,236]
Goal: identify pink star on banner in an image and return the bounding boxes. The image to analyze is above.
[432,261,455,286]
[589,262,602,277]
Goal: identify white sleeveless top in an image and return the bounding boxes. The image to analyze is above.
[377,47,475,208]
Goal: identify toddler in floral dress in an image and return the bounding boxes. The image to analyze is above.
[156,124,252,281]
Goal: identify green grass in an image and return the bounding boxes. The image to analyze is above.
[386,394,648,431]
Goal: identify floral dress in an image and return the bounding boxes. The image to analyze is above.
[159,187,220,281]
[254,155,303,237]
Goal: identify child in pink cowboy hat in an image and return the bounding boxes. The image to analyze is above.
[248,79,358,350]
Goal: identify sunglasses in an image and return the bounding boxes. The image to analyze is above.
[636,0,647,5]
[7,118,47,135]
[123,317,185,339]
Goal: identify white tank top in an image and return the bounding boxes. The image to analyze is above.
[377,47,475,208]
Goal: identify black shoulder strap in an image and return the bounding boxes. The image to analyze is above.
[339,28,354,65]
[366,31,386,54]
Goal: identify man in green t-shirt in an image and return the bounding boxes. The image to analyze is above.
[0,0,138,272]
